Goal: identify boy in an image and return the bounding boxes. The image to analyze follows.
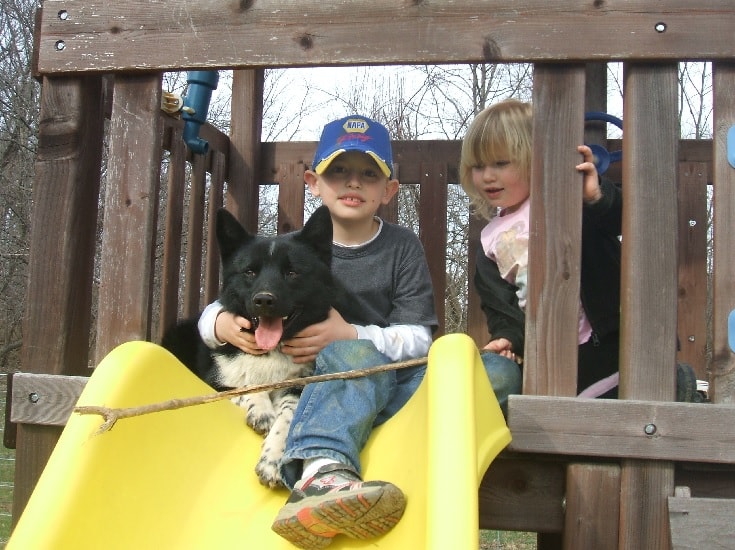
[204,114,524,547]
[199,115,437,549]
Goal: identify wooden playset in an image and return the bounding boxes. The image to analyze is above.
[7,1,735,548]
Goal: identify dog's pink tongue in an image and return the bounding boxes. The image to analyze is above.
[255,317,284,351]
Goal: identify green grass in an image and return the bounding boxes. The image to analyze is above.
[480,530,536,549]
[0,377,15,546]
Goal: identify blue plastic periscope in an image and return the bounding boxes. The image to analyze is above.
[182,71,220,155]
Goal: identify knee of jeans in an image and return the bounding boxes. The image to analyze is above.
[315,339,385,375]
[481,352,522,396]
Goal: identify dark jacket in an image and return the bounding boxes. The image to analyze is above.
[474,178,622,359]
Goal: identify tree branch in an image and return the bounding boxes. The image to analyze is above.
[74,356,427,434]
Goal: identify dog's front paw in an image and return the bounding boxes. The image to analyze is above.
[231,395,275,435]
[246,408,275,435]
[255,455,284,489]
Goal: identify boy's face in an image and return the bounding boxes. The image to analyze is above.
[471,159,529,213]
[305,151,399,221]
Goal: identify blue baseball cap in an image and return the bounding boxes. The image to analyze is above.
[313,115,394,178]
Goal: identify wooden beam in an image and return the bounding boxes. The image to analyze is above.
[508,395,735,463]
[668,493,735,549]
[10,373,88,426]
[36,1,735,73]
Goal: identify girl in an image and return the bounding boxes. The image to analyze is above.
[460,99,623,397]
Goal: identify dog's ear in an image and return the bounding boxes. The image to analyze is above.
[216,208,253,261]
[296,205,332,266]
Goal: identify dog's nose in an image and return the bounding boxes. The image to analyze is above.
[253,292,275,308]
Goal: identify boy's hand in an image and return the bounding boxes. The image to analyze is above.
[576,145,603,204]
[281,308,358,364]
[214,311,269,355]
[483,337,522,364]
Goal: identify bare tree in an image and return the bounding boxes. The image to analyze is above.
[0,0,39,372]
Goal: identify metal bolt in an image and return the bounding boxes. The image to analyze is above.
[28,392,40,404]
[55,40,66,51]
[688,219,696,227]
[688,335,695,342]
[644,423,657,435]
[654,22,667,33]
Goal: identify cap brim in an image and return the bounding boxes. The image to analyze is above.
[314,149,392,178]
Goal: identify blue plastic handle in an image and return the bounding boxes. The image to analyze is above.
[584,112,623,175]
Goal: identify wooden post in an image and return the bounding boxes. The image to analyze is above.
[94,74,164,363]
[619,62,679,549]
[14,75,105,524]
[711,62,735,403]
[525,64,586,397]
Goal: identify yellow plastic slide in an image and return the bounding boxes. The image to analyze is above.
[8,333,510,549]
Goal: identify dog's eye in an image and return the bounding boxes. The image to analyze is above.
[244,269,256,278]
[286,270,298,279]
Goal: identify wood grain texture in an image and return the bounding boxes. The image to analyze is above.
[524,64,585,396]
[36,1,735,73]
[507,395,735,463]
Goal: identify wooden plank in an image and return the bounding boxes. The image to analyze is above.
[525,64,586,396]
[94,74,164,363]
[668,496,735,549]
[676,162,709,378]
[277,162,306,233]
[36,1,735,74]
[711,62,735,404]
[259,140,711,187]
[619,62,680,549]
[563,464,620,550]
[227,69,264,232]
[15,75,105,524]
[10,373,88,426]
[419,163,448,337]
[508,395,735,463]
[158,125,187,339]
[183,154,207,318]
[620,62,680,399]
[204,150,226,305]
[479,454,566,533]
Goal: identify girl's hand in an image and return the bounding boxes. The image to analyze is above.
[576,145,602,204]
[215,311,269,355]
[281,308,357,364]
[483,338,523,364]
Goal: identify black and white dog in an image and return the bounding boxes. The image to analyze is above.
[162,206,336,488]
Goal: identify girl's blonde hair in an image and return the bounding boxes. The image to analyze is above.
[459,99,533,220]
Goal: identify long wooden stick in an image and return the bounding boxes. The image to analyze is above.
[74,356,427,434]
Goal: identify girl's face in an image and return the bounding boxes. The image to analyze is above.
[471,159,530,213]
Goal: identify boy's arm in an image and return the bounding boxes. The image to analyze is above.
[354,324,432,361]
[474,247,526,353]
[198,300,226,348]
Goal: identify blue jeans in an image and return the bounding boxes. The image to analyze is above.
[279,340,521,489]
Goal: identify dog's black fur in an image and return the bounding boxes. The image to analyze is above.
[162,205,336,487]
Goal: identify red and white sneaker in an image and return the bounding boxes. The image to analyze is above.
[271,463,406,549]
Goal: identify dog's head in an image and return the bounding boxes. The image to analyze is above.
[215,206,335,351]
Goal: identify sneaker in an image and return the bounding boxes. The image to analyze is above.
[271,463,406,549]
